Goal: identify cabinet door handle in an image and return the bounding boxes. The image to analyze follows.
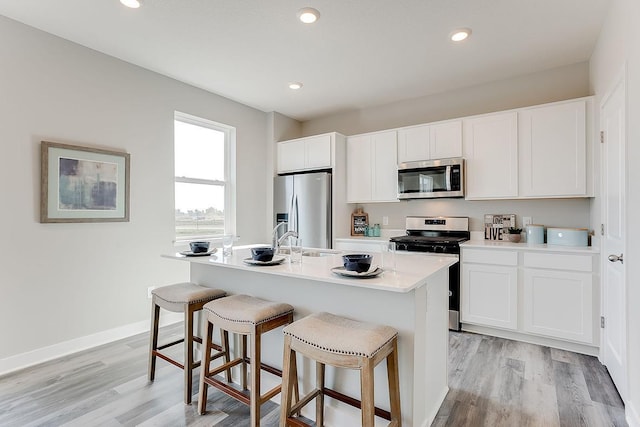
[608,254,624,264]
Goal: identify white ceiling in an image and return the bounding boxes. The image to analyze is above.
[0,0,611,121]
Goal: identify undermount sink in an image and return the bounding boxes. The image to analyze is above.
[277,248,340,257]
[302,250,339,257]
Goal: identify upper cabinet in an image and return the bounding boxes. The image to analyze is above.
[397,120,462,164]
[463,112,519,199]
[464,97,592,200]
[277,134,332,174]
[519,99,587,197]
[347,130,398,203]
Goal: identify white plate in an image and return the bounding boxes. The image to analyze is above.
[243,256,286,266]
[179,248,218,257]
[331,266,383,278]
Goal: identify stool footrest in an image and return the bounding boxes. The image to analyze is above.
[324,388,392,421]
[285,417,313,427]
[205,377,251,405]
[289,389,321,415]
[153,350,184,370]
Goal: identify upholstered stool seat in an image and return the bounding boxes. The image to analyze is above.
[280,312,402,427]
[148,282,227,404]
[198,294,295,427]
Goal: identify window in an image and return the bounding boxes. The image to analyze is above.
[174,112,235,241]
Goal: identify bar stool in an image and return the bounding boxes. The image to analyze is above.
[198,294,295,427]
[280,312,401,427]
[148,282,227,404]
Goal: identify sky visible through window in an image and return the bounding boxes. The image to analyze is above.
[175,120,225,238]
[174,120,224,211]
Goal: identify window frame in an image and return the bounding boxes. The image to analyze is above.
[173,111,236,243]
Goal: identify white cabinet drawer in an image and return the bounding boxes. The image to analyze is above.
[462,248,518,266]
[523,252,592,272]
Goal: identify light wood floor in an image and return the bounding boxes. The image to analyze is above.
[0,324,626,426]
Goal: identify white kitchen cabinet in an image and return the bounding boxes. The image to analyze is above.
[461,249,518,330]
[277,134,331,173]
[397,124,429,164]
[460,243,599,353]
[463,112,518,199]
[519,99,588,197]
[397,120,462,164]
[430,120,463,159]
[347,130,398,203]
[522,251,594,344]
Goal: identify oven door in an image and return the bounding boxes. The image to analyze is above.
[397,158,464,199]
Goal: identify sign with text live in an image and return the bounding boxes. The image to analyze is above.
[484,214,516,241]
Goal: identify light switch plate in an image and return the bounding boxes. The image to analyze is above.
[383,216,389,226]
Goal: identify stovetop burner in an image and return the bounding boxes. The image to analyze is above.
[390,216,470,254]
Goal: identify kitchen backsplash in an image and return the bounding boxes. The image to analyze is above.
[354,197,591,233]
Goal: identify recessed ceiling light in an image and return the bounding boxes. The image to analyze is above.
[120,0,141,8]
[297,7,320,24]
[288,82,303,90]
[450,28,471,42]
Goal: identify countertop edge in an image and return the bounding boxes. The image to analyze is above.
[461,240,601,254]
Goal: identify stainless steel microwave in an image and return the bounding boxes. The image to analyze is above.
[397,158,465,199]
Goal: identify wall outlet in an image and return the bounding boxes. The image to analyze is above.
[523,217,532,227]
[147,286,157,299]
[382,216,389,226]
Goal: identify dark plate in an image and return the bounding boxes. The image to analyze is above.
[179,248,217,257]
[331,266,383,278]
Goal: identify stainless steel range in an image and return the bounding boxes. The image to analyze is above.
[390,216,470,331]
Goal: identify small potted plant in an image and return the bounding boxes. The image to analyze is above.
[506,227,523,243]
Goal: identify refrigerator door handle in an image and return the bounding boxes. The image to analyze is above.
[288,194,295,232]
[294,194,300,233]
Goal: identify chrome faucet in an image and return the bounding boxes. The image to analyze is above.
[272,222,298,253]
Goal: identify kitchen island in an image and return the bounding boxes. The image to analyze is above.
[163,246,456,427]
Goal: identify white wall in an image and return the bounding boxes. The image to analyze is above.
[0,16,269,365]
[590,0,640,425]
[302,62,590,137]
[301,62,593,234]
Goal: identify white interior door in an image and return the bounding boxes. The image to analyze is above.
[601,71,627,401]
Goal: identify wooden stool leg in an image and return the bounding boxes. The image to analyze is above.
[316,361,325,426]
[184,304,194,404]
[387,340,402,427]
[250,329,262,427]
[241,334,248,391]
[222,329,232,382]
[198,318,214,415]
[280,335,295,427]
[148,300,160,382]
[361,357,375,427]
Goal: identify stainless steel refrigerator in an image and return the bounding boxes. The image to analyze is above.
[274,172,331,249]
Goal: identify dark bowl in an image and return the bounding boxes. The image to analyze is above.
[189,241,210,253]
[342,254,373,273]
[251,246,275,262]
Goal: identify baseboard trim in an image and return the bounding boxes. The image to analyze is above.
[461,323,599,356]
[628,400,640,427]
[0,312,182,376]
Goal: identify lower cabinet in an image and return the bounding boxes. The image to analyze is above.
[523,266,593,344]
[461,263,518,330]
[461,246,598,347]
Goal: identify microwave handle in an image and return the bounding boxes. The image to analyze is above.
[445,165,452,191]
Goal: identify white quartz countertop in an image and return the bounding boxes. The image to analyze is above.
[163,245,457,293]
[461,239,600,254]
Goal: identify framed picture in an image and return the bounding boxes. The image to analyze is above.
[40,141,130,223]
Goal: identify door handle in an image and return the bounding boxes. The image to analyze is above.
[608,253,624,264]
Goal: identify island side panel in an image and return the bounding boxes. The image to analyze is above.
[190,262,420,426]
[413,267,450,427]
